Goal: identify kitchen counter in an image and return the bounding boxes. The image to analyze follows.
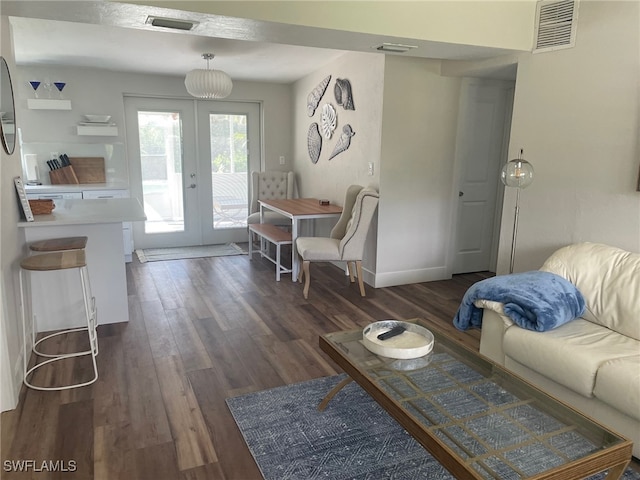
[18,197,146,332]
[24,182,130,194]
[18,197,144,227]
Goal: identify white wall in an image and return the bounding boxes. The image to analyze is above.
[376,56,462,287]
[292,51,383,199]
[1,15,28,411]
[15,65,293,178]
[498,1,640,273]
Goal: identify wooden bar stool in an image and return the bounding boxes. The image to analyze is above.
[19,247,98,391]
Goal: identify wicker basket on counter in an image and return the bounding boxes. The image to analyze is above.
[28,199,55,215]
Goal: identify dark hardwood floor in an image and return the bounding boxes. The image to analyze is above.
[1,252,490,479]
[3,251,629,479]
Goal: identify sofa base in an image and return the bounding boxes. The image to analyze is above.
[480,311,639,458]
[505,356,640,458]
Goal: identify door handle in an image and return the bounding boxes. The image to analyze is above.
[459,191,464,197]
[187,183,196,189]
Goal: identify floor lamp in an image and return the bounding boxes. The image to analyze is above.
[500,149,534,273]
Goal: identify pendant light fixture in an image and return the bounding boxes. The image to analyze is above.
[184,53,233,99]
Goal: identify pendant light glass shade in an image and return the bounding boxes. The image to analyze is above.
[501,154,534,189]
[185,53,233,99]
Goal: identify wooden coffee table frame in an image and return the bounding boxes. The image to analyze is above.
[319,319,632,480]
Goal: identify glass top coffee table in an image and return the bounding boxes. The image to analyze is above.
[319,319,632,480]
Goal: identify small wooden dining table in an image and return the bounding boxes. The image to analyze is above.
[259,198,342,282]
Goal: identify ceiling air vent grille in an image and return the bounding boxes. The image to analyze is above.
[533,0,579,53]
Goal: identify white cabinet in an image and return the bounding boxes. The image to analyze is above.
[82,189,133,262]
[81,189,128,199]
[27,191,83,200]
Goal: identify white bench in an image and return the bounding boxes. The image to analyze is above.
[248,224,293,281]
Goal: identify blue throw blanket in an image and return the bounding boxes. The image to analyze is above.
[453,271,586,332]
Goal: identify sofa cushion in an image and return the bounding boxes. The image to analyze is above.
[504,319,640,397]
[540,242,640,341]
[593,356,640,422]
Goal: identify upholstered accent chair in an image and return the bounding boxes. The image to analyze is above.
[247,171,296,225]
[296,185,379,299]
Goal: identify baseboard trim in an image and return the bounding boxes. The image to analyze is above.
[373,266,450,288]
[325,262,449,289]
[1,345,23,412]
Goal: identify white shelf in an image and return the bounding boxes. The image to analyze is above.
[76,125,118,136]
[27,99,72,110]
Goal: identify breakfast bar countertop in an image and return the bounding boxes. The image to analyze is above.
[17,197,146,330]
[17,197,146,227]
[24,182,130,194]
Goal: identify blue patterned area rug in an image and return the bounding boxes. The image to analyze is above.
[226,375,640,480]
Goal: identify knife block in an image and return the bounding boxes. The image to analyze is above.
[49,165,80,185]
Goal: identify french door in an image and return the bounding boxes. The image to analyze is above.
[125,96,260,249]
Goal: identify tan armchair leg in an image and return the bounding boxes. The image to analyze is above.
[355,260,365,296]
[347,262,355,283]
[297,254,304,283]
[302,260,311,299]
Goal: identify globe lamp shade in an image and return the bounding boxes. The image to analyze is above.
[501,159,534,189]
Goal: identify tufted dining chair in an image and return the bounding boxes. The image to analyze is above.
[247,170,296,226]
[296,185,379,299]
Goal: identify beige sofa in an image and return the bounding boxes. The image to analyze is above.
[478,242,640,457]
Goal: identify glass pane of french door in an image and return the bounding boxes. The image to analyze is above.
[125,96,200,249]
[210,113,249,229]
[138,111,185,234]
[198,101,260,245]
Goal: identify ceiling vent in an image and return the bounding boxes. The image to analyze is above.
[146,16,198,31]
[374,43,418,53]
[533,0,579,53]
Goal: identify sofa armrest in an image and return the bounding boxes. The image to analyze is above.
[476,300,514,365]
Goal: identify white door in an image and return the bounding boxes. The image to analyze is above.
[125,97,260,249]
[453,79,514,274]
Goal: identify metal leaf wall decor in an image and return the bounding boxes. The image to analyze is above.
[334,78,355,111]
[307,123,322,164]
[321,104,337,139]
[328,124,355,160]
[307,75,331,117]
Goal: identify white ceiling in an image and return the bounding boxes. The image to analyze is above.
[4,1,520,83]
[9,16,349,83]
